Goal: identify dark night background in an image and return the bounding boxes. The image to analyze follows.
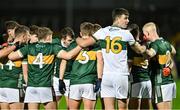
[0,0,180,36]
[1,0,180,108]
[0,0,180,77]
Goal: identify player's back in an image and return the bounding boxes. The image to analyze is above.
[149,38,174,85]
[94,26,134,75]
[19,42,62,87]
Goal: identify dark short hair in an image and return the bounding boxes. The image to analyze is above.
[60,27,75,39]
[112,8,129,22]
[5,20,20,30]
[92,24,102,34]
[38,27,53,40]
[80,22,94,36]
[128,24,139,36]
[15,25,30,38]
[30,25,39,35]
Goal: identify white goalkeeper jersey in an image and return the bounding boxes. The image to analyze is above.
[93,26,135,75]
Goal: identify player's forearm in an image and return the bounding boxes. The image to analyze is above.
[171,45,176,56]
[22,64,28,84]
[0,45,16,58]
[76,37,96,48]
[131,42,146,54]
[145,48,156,58]
[57,46,82,60]
[8,50,23,61]
[59,59,67,80]
[167,58,174,69]
[67,46,82,59]
[97,52,104,79]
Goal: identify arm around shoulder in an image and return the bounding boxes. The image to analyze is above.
[57,45,82,60]
[8,50,23,61]
[130,41,146,54]
[76,37,96,48]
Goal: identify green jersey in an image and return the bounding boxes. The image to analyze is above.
[149,38,174,86]
[128,45,150,83]
[53,40,74,79]
[70,43,100,85]
[0,60,23,88]
[19,42,62,87]
[0,46,23,88]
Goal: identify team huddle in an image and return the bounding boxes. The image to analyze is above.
[0,8,176,110]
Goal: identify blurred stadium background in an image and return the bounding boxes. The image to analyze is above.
[0,0,180,109]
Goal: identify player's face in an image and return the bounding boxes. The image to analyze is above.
[29,34,38,43]
[47,34,53,43]
[143,30,151,41]
[117,14,129,28]
[62,35,73,47]
[23,31,31,44]
[7,29,15,38]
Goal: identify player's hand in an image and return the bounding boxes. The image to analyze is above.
[94,78,102,92]
[163,67,171,76]
[2,42,8,47]
[59,79,66,94]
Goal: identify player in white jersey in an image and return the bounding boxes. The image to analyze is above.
[76,8,146,110]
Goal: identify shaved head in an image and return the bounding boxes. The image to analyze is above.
[142,22,157,33]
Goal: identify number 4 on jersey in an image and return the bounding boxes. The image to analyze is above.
[33,53,44,68]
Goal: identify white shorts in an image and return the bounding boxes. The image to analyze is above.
[24,87,56,103]
[53,77,70,97]
[154,82,176,103]
[101,73,129,99]
[130,80,152,99]
[69,84,96,100]
[0,88,24,103]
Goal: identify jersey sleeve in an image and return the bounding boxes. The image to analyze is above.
[127,31,135,46]
[66,41,77,51]
[165,40,172,52]
[149,42,158,53]
[19,45,28,57]
[53,44,63,55]
[93,28,105,40]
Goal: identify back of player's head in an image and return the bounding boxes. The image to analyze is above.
[15,25,30,38]
[80,22,94,36]
[127,24,139,38]
[60,27,75,39]
[112,8,129,22]
[38,27,53,40]
[30,25,40,35]
[5,20,20,30]
[92,23,102,34]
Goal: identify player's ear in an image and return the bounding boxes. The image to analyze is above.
[80,32,82,37]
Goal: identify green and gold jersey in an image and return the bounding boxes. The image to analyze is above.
[128,45,150,83]
[0,45,23,88]
[70,43,100,85]
[53,40,74,79]
[0,60,23,88]
[19,42,62,87]
[52,38,64,78]
[149,38,174,86]
[62,41,76,79]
